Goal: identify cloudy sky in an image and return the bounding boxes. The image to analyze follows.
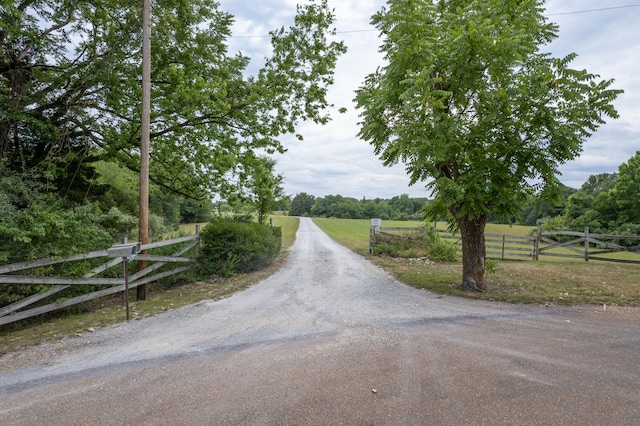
[218,0,640,199]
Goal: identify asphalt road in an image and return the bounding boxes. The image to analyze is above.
[1,217,639,425]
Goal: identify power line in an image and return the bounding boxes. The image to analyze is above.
[228,4,640,39]
[547,4,640,16]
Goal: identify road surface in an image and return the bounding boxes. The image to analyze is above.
[1,217,639,425]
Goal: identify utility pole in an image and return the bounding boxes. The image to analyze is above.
[138,0,152,301]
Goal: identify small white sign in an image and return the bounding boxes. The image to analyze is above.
[371,218,382,227]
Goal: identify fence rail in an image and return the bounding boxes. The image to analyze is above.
[370,224,640,264]
[0,227,200,326]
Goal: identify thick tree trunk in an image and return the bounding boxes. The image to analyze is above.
[457,214,489,292]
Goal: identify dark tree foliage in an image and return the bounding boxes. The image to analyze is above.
[289,192,316,217]
[311,195,364,219]
[199,217,282,277]
[517,184,575,226]
[611,152,640,225]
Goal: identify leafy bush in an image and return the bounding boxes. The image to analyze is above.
[199,217,282,277]
[373,229,458,261]
[424,230,458,262]
[148,212,177,238]
[373,241,403,257]
[537,215,566,232]
[613,223,640,247]
[0,203,117,307]
[0,203,114,264]
[100,207,138,240]
[425,240,458,262]
[483,259,498,275]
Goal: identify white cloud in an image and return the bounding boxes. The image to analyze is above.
[219,0,640,198]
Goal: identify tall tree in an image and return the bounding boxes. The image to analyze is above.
[289,192,316,216]
[355,0,621,290]
[0,0,110,200]
[235,156,288,225]
[1,0,346,201]
[611,151,640,225]
[580,173,617,197]
[517,184,574,226]
[311,194,363,219]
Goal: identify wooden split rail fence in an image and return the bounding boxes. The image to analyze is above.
[0,227,200,326]
[370,224,640,264]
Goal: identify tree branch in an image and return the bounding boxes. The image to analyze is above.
[17,7,76,63]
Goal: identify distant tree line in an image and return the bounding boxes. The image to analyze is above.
[288,152,640,235]
[289,193,429,221]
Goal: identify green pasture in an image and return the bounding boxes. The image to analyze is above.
[313,218,639,263]
[270,215,299,248]
[313,218,640,306]
[311,218,537,254]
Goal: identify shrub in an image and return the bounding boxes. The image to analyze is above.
[100,207,138,240]
[199,217,282,277]
[426,240,458,262]
[613,223,640,247]
[483,259,498,275]
[373,229,458,261]
[424,230,458,262]
[373,234,426,258]
[0,203,116,307]
[0,203,114,264]
[374,241,403,257]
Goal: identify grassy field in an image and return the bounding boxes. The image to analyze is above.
[311,218,537,254]
[312,217,640,306]
[0,216,300,354]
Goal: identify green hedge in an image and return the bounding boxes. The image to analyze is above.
[199,217,282,277]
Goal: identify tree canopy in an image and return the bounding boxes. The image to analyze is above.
[612,152,640,225]
[289,192,316,217]
[233,156,288,224]
[355,0,622,290]
[1,0,346,200]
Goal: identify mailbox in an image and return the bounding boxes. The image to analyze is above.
[107,242,142,258]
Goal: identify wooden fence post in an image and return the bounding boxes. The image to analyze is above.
[195,224,201,258]
[369,226,374,254]
[534,224,541,261]
[121,237,127,305]
[585,227,589,262]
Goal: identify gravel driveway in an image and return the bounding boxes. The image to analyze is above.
[1,217,639,425]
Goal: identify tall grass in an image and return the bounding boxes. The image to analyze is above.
[270,216,299,249]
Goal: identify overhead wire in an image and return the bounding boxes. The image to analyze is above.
[547,4,640,16]
[228,4,640,38]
